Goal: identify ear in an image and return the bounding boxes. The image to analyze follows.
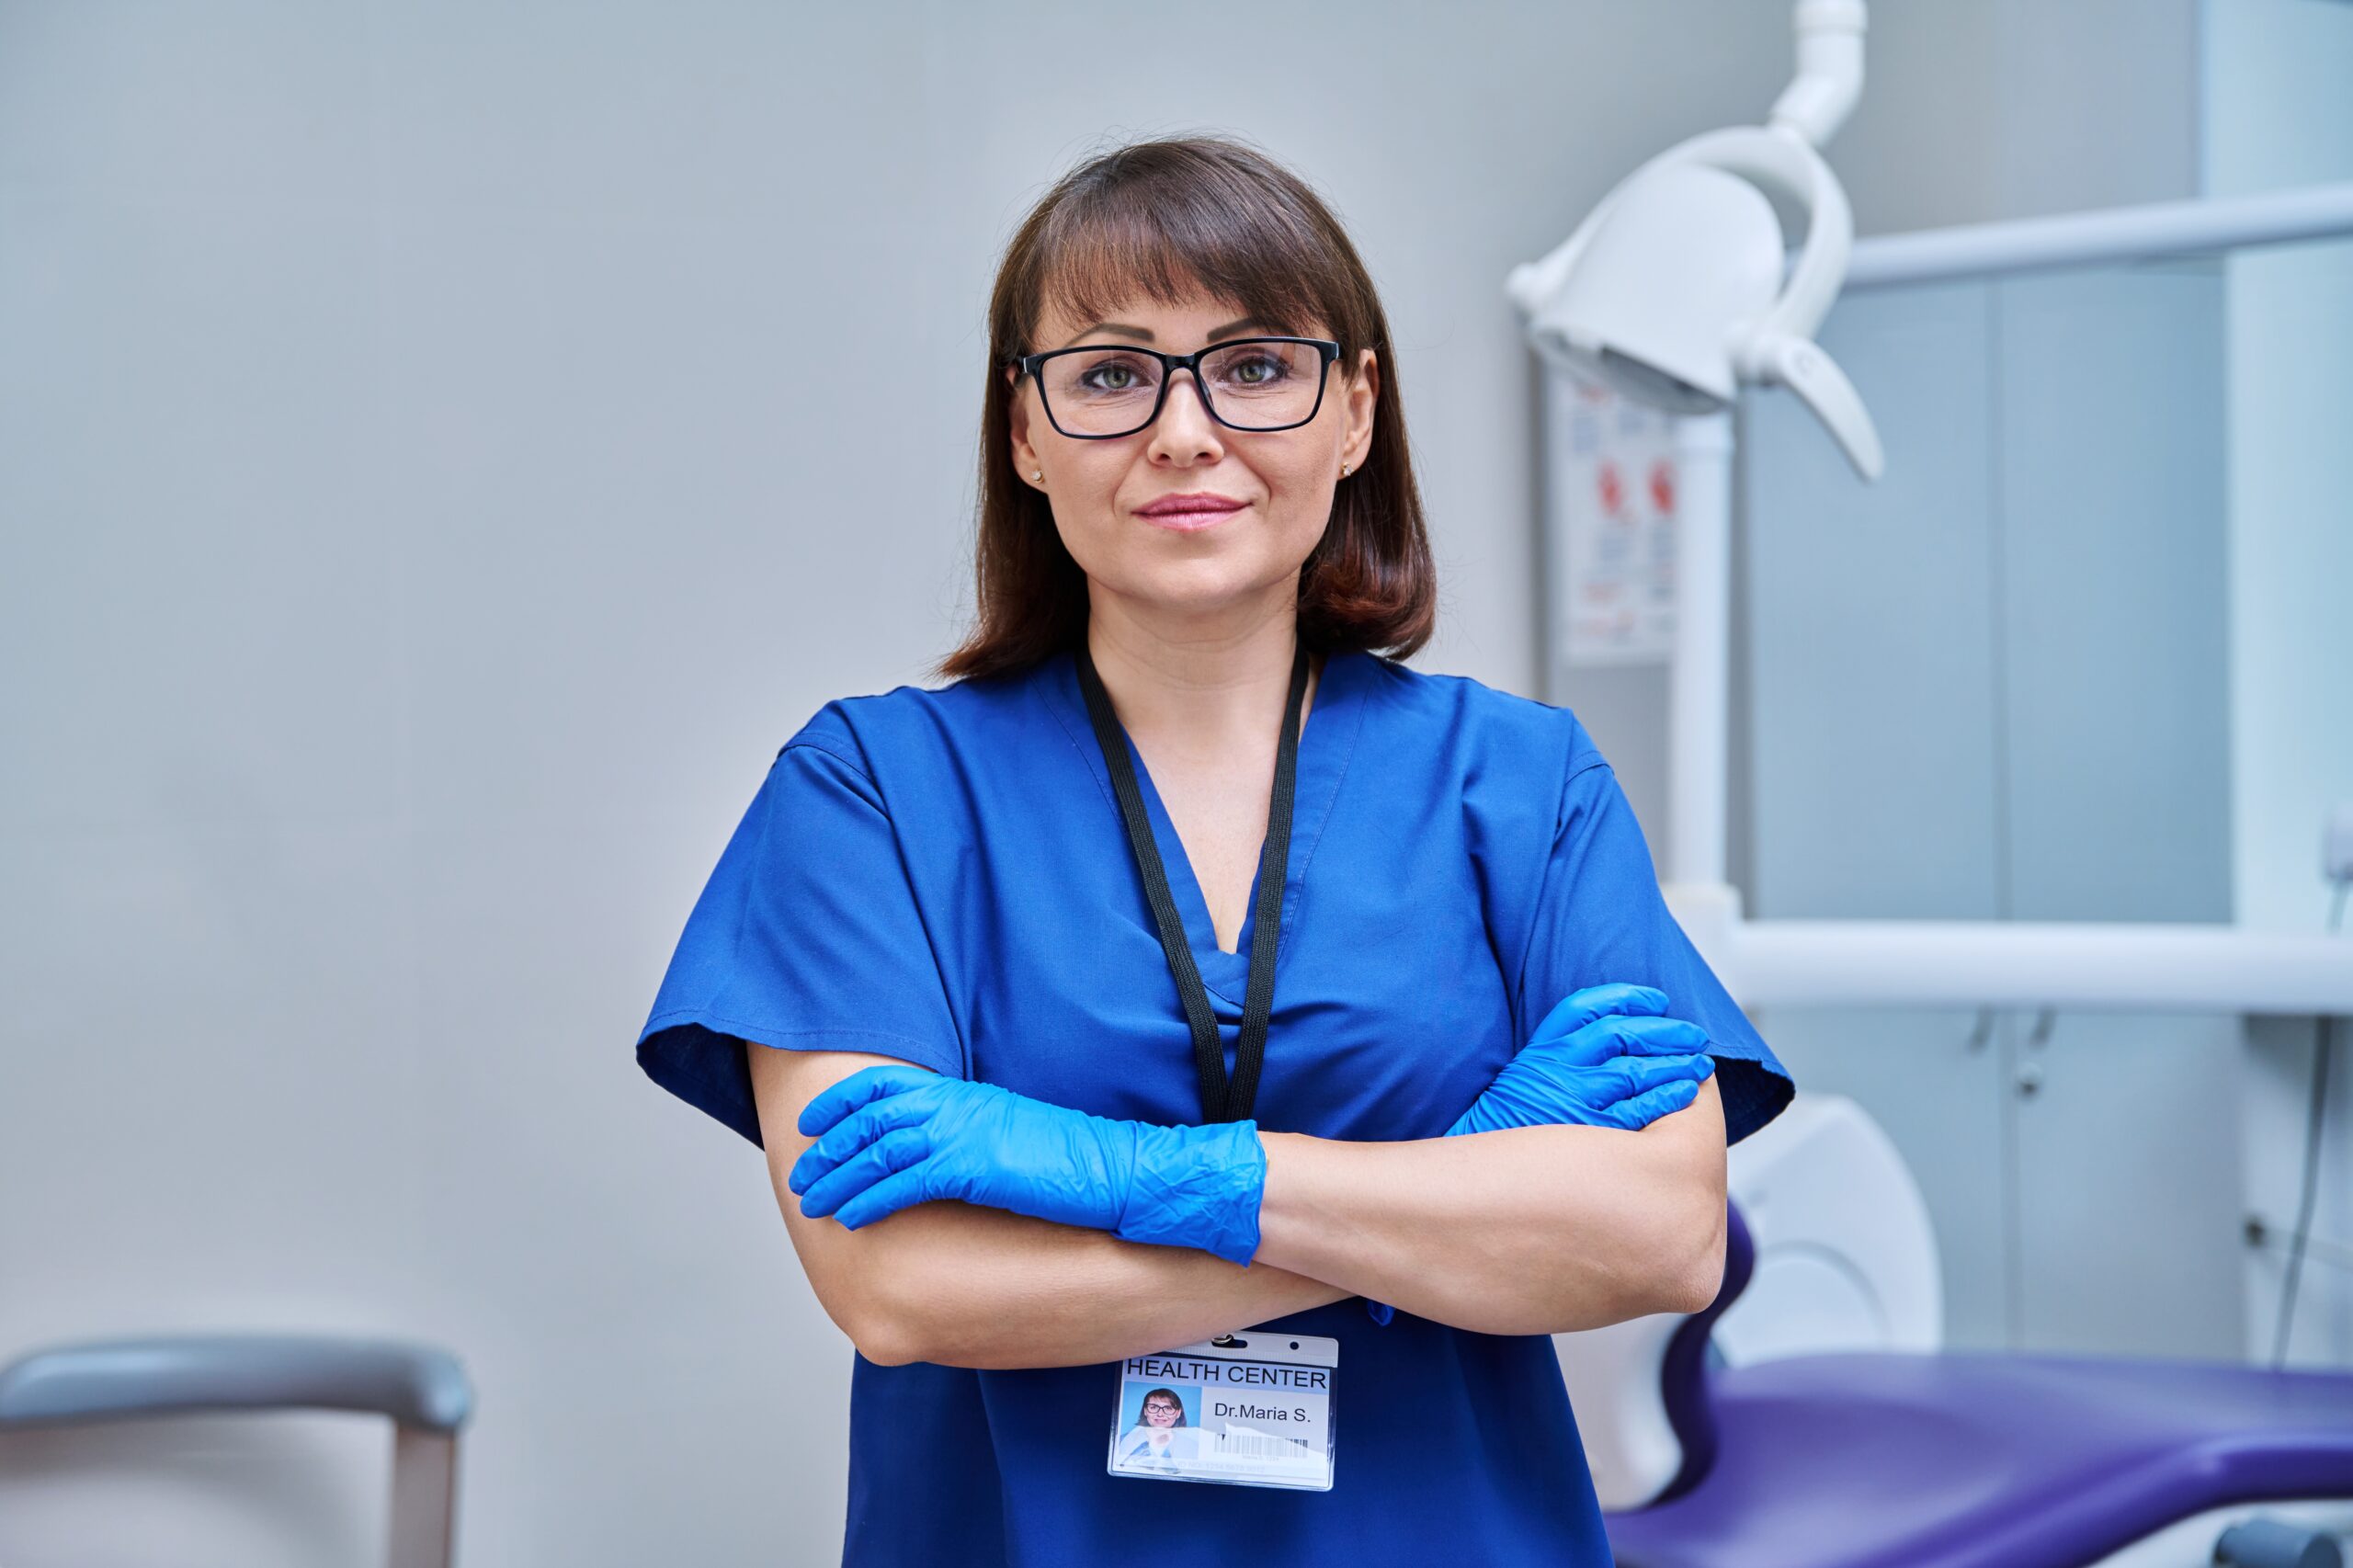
[1006,367,1045,487]
[1341,347,1379,474]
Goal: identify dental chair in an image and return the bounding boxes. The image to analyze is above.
[0,1333,472,1568]
[1565,1093,2353,1568]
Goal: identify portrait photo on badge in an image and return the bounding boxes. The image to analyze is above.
[1112,1381,1206,1469]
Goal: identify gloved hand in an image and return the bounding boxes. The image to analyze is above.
[1363,982,1718,1325]
[788,1065,1267,1267]
[1447,982,1718,1136]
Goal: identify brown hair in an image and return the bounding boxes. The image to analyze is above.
[933,133,1437,683]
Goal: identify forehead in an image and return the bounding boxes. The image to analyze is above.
[1031,286,1269,349]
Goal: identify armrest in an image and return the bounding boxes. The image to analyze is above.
[0,1333,472,1432]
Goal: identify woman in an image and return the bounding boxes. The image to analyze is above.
[1113,1386,1200,1469]
[636,134,1792,1564]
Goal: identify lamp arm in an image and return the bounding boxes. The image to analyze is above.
[1768,0,1868,149]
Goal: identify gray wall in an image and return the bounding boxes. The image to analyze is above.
[1835,0,2202,233]
[0,4,1805,1564]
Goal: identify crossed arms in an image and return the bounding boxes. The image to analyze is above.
[747,1044,1727,1370]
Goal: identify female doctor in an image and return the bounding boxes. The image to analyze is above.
[635,134,1794,1566]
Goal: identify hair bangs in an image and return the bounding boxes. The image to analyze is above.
[1024,163,1336,352]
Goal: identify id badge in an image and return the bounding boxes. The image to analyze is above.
[1106,1327,1336,1491]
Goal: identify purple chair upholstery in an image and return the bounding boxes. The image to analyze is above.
[1606,1200,2353,1568]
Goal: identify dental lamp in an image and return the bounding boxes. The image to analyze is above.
[1506,0,1882,480]
[1507,0,1879,948]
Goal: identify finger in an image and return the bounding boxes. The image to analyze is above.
[1531,983,1668,1043]
[834,1164,941,1231]
[811,1090,945,1167]
[1521,1014,1706,1072]
[1605,1077,1700,1131]
[1581,1015,1711,1057]
[797,1062,937,1139]
[790,1092,943,1192]
[798,1126,932,1220]
[1608,1052,1716,1097]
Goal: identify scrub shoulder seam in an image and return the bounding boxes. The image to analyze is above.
[779,738,888,812]
[1554,757,1617,831]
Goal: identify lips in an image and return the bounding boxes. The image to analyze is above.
[1137,492,1248,519]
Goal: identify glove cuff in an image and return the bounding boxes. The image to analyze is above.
[1116,1119,1267,1267]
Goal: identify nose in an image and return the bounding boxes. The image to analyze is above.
[1147,369,1225,465]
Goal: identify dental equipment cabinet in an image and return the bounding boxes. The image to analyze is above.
[1723,184,2353,1366]
[1518,0,2353,1362]
[1514,6,2353,1562]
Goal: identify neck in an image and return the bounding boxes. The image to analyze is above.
[1083,591,1320,749]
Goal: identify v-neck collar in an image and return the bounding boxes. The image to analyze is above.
[1039,643,1371,1006]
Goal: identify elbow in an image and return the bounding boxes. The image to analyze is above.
[841,1270,938,1368]
[1661,1188,1730,1317]
[1648,1094,1731,1319]
[813,1285,915,1367]
[1535,1187,1724,1333]
[801,1241,939,1368]
[851,1321,925,1368]
[1603,1155,1727,1323]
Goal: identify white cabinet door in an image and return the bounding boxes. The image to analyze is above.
[1741,262,2242,1358]
[1992,261,2241,1359]
[2009,1010,2247,1358]
[1745,280,2012,1346]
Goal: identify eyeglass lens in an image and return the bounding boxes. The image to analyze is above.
[1040,341,1324,436]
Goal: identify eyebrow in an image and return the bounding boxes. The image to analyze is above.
[1057,315,1268,348]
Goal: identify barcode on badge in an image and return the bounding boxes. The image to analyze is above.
[1214,1427,1313,1461]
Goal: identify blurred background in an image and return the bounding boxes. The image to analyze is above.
[1,1,2347,1563]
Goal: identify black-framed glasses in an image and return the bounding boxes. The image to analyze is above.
[1011,335,1342,439]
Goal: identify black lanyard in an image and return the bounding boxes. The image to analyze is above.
[1074,636,1313,1126]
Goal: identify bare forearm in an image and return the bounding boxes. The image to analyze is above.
[759,1047,1353,1369]
[1253,1094,1727,1336]
[857,1200,1353,1369]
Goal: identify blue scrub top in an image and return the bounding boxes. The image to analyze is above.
[637,644,1793,1567]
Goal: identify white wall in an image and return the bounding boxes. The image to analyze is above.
[2202,0,2353,1369]
[0,4,1805,1564]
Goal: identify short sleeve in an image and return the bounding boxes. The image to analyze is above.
[634,733,967,1151]
[1512,751,1794,1147]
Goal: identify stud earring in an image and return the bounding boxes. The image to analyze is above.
[1033,469,1043,483]
[1341,462,1352,478]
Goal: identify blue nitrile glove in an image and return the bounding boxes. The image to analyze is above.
[788,1065,1267,1267]
[1446,983,1718,1137]
[1363,982,1719,1325]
